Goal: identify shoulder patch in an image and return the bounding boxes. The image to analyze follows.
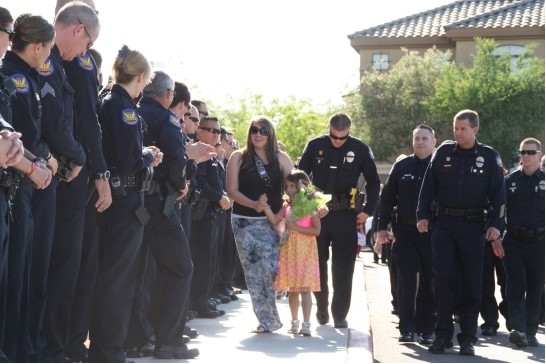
[496,155,503,168]
[121,108,138,125]
[37,58,54,76]
[11,73,30,94]
[169,113,180,127]
[77,54,94,71]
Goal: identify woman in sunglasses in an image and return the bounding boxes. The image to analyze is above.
[226,116,293,333]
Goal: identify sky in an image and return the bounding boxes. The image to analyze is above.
[3,0,455,108]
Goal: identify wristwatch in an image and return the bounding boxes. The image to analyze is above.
[95,170,110,181]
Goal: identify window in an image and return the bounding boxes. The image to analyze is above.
[371,52,389,71]
[492,45,525,70]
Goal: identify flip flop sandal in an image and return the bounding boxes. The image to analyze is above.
[251,325,271,334]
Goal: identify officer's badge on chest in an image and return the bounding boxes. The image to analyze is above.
[539,180,545,192]
[316,150,324,164]
[443,156,451,168]
[471,156,485,175]
[344,151,355,164]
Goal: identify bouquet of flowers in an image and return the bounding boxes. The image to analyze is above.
[290,180,331,221]
[278,181,331,247]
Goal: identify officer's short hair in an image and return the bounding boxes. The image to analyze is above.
[170,81,191,108]
[0,7,13,28]
[454,109,479,128]
[414,124,435,138]
[329,113,351,131]
[142,70,173,99]
[11,13,55,52]
[55,1,99,33]
[521,137,541,151]
[88,48,102,68]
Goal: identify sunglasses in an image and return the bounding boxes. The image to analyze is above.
[198,110,208,116]
[199,126,221,135]
[329,132,349,141]
[0,27,14,41]
[167,89,176,97]
[250,126,269,136]
[189,116,199,123]
[519,150,540,156]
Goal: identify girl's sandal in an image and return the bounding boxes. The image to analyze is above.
[252,325,271,334]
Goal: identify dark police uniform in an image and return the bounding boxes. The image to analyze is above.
[0,51,48,362]
[189,156,226,317]
[299,135,380,325]
[42,51,108,362]
[417,140,506,347]
[137,97,194,350]
[28,46,86,362]
[503,167,545,341]
[377,154,434,340]
[88,84,154,363]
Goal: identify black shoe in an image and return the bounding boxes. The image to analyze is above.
[398,333,414,342]
[418,333,433,345]
[125,347,143,358]
[214,293,231,304]
[66,350,88,363]
[334,319,348,328]
[216,308,226,316]
[316,310,329,325]
[481,326,497,336]
[459,342,475,356]
[154,344,199,359]
[184,326,199,339]
[428,338,453,354]
[509,330,529,347]
[527,336,540,347]
[197,308,220,318]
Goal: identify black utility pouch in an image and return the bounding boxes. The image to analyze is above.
[109,167,126,199]
[192,197,209,221]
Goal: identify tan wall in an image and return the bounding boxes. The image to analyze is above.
[455,38,545,66]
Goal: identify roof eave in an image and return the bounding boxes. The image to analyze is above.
[350,35,451,51]
[445,25,545,39]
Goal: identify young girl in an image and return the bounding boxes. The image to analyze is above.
[261,169,325,336]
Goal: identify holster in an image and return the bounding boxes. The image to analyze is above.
[54,154,73,181]
[136,166,154,192]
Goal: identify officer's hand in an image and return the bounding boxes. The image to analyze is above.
[94,179,112,212]
[357,211,369,223]
[0,131,24,167]
[65,163,83,182]
[316,205,329,218]
[416,219,429,233]
[30,162,52,189]
[176,184,188,201]
[485,227,501,243]
[47,155,58,175]
[375,230,390,244]
[491,239,505,258]
[219,195,231,210]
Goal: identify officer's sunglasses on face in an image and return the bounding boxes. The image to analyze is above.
[199,126,221,135]
[329,131,349,141]
[0,27,14,41]
[519,149,540,156]
[250,126,269,136]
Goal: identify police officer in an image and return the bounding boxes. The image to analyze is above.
[0,13,55,362]
[494,138,544,348]
[87,45,162,363]
[417,109,506,356]
[298,113,381,328]
[43,2,109,362]
[189,116,231,318]
[375,125,436,344]
[134,70,199,359]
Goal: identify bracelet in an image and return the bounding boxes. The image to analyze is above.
[26,162,37,177]
[45,153,52,161]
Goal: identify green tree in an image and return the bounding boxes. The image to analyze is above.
[359,47,450,161]
[427,38,545,167]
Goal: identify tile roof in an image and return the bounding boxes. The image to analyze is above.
[348,0,544,39]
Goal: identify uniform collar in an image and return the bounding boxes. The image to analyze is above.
[517,166,543,180]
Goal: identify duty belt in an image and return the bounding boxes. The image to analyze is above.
[507,225,545,241]
[438,206,487,222]
[326,193,351,212]
[121,174,137,187]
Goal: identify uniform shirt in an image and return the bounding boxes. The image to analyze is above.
[505,168,545,229]
[38,46,86,166]
[0,51,48,158]
[416,140,506,230]
[139,97,187,191]
[298,135,381,216]
[99,84,153,174]
[64,51,108,175]
[377,154,431,230]
[195,157,224,202]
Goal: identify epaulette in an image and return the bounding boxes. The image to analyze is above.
[440,140,456,146]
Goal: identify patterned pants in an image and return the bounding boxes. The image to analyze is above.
[231,216,282,331]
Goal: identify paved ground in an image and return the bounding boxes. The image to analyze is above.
[126,247,544,363]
